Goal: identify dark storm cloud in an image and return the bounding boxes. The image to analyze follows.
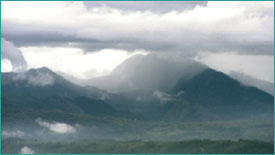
[3,21,273,56]
[2,22,104,48]
[83,1,207,13]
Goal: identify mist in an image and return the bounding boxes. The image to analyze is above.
[13,71,54,87]
[19,146,35,154]
[86,53,207,93]
[1,1,274,154]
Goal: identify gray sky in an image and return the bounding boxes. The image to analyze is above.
[1,1,274,82]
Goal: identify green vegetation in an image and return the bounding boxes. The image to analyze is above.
[2,138,273,154]
[3,111,274,142]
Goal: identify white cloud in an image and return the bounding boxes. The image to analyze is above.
[19,146,35,154]
[1,38,27,72]
[1,58,13,72]
[20,47,149,79]
[36,118,76,134]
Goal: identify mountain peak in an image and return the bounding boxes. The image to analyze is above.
[28,67,54,75]
[174,68,240,91]
[90,53,206,93]
[171,68,273,120]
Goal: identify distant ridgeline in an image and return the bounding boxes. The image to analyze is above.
[1,55,274,155]
[2,66,273,124]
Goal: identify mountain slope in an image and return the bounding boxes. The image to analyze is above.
[2,67,273,124]
[169,69,274,121]
[88,54,206,93]
[1,67,137,125]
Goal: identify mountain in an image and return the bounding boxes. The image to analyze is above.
[2,67,104,99]
[88,54,206,93]
[167,69,274,121]
[83,54,273,121]
[1,67,137,125]
[2,65,273,124]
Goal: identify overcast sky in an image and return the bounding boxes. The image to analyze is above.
[1,1,274,82]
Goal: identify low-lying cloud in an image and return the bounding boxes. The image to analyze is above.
[19,146,35,154]
[88,54,206,93]
[13,71,54,87]
[153,90,173,104]
[2,130,25,139]
[36,118,76,134]
[28,73,54,86]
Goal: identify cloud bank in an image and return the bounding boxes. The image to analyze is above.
[1,1,273,82]
[2,1,273,55]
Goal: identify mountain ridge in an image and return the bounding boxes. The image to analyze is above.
[2,66,273,123]
[169,69,273,121]
[1,67,139,125]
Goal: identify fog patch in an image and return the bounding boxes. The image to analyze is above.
[2,130,25,139]
[28,72,54,86]
[153,90,173,104]
[36,118,76,134]
[99,92,110,100]
[89,54,206,93]
[176,91,185,97]
[19,146,35,154]
[13,72,54,87]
